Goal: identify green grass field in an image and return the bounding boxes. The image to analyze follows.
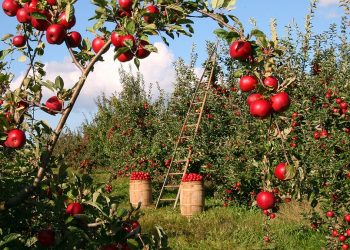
[92,170,325,250]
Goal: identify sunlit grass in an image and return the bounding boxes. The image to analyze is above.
[91,171,325,249]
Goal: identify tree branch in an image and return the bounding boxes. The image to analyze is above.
[196,9,243,38]
[19,32,45,89]
[65,41,85,73]
[0,39,112,211]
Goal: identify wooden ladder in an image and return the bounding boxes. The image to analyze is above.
[155,46,218,209]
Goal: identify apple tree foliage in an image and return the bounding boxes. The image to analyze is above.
[57,0,350,247]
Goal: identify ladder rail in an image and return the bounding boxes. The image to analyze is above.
[173,55,218,208]
[155,44,219,209]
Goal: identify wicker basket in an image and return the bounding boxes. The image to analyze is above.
[129,179,152,208]
[180,181,204,216]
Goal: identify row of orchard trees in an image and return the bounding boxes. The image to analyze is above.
[58,4,350,247]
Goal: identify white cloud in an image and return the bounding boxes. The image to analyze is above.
[13,42,176,111]
[11,42,176,129]
[319,0,339,6]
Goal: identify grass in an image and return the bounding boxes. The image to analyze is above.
[91,170,325,249]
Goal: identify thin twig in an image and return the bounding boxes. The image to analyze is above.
[65,41,85,73]
[274,120,290,165]
[197,9,243,38]
[19,32,45,89]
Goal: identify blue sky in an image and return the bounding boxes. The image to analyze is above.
[0,0,344,130]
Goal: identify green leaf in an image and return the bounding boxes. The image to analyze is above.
[0,49,12,60]
[0,233,20,247]
[166,4,184,13]
[30,12,48,20]
[250,29,268,47]
[285,164,296,180]
[93,190,101,203]
[228,15,244,34]
[116,208,128,218]
[125,20,136,34]
[127,239,140,250]
[134,57,140,70]
[55,76,64,90]
[1,34,12,41]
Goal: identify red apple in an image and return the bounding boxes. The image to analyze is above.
[320,129,329,138]
[46,0,57,5]
[31,11,51,31]
[340,102,348,109]
[117,9,132,17]
[25,0,38,13]
[271,92,290,112]
[92,37,105,53]
[326,211,334,217]
[117,51,133,62]
[45,96,62,111]
[4,129,26,149]
[2,0,20,16]
[66,202,84,215]
[345,214,350,222]
[46,24,66,45]
[119,0,133,10]
[143,5,160,23]
[111,32,123,47]
[247,93,263,106]
[256,191,275,210]
[66,31,82,48]
[37,229,55,247]
[229,40,252,60]
[16,7,31,23]
[339,235,347,242]
[263,76,278,90]
[58,11,76,29]
[121,34,135,48]
[249,99,272,119]
[239,75,258,92]
[274,162,287,180]
[12,35,26,47]
[136,40,151,59]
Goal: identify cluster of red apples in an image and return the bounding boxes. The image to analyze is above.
[0,95,62,149]
[325,211,350,250]
[130,171,151,181]
[182,173,203,182]
[92,0,162,62]
[230,40,291,119]
[2,0,82,48]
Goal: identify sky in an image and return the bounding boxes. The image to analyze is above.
[0,0,345,131]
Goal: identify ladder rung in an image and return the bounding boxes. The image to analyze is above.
[160,198,177,201]
[164,185,180,188]
[186,124,197,127]
[176,159,188,163]
[192,102,204,105]
[168,173,183,175]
